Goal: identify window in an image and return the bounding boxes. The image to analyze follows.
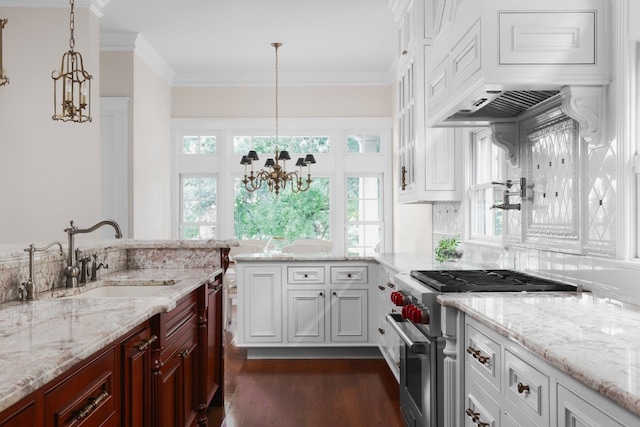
[347,134,381,153]
[182,135,216,155]
[172,118,392,255]
[470,129,505,239]
[233,135,330,155]
[180,175,217,239]
[346,176,383,255]
[234,177,330,241]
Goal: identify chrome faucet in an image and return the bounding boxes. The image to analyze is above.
[21,241,64,300]
[64,220,122,288]
[490,178,527,211]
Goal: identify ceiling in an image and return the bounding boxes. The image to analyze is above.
[97,0,398,86]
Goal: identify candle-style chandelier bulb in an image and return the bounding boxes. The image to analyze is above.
[52,0,92,123]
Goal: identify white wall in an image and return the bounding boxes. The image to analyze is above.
[132,55,172,239]
[0,7,101,245]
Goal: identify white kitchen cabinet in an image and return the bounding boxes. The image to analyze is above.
[240,266,283,343]
[330,289,368,342]
[376,266,400,382]
[287,290,325,343]
[557,384,625,427]
[392,0,462,203]
[236,261,377,349]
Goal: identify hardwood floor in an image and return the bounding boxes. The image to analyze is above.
[206,332,404,427]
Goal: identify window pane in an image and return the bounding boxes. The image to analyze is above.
[346,175,383,255]
[182,135,216,155]
[347,134,381,153]
[234,177,330,241]
[347,224,381,256]
[181,175,217,239]
[233,135,330,155]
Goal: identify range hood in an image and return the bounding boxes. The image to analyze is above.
[424,1,610,129]
[446,89,560,122]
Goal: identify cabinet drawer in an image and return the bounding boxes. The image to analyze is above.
[330,266,368,284]
[466,323,501,393]
[464,379,499,427]
[44,347,117,427]
[287,266,325,284]
[162,292,198,344]
[504,349,549,425]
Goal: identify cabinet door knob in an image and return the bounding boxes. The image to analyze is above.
[303,274,309,278]
[517,382,530,394]
[332,291,337,296]
[319,291,324,296]
[136,334,158,352]
[178,348,190,359]
[402,49,408,55]
[347,273,352,278]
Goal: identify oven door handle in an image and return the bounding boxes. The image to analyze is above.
[386,313,431,354]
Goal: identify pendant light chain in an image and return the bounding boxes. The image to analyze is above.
[69,0,75,51]
[274,42,280,148]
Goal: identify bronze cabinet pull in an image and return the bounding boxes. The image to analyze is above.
[75,390,109,420]
[136,334,157,352]
[378,285,385,291]
[517,382,530,394]
[466,346,490,365]
[378,328,385,335]
[465,407,489,427]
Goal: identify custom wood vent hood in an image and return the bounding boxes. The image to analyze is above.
[425,0,611,134]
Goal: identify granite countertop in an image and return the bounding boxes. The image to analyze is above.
[439,292,640,418]
[234,253,377,262]
[0,268,220,413]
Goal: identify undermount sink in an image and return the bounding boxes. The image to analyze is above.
[61,279,177,298]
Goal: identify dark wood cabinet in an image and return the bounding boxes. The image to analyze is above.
[44,346,118,427]
[151,289,199,427]
[0,396,40,427]
[120,322,155,427]
[197,275,224,425]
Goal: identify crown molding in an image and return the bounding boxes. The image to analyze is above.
[101,32,175,85]
[173,71,394,87]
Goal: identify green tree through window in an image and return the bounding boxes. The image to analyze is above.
[234,177,330,241]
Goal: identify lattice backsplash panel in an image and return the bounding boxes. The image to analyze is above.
[526,118,579,241]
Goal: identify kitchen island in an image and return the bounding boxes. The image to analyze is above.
[0,240,232,427]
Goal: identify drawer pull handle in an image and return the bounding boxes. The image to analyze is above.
[303,274,309,278]
[136,334,158,352]
[347,273,352,278]
[378,327,385,335]
[466,346,490,365]
[465,408,489,427]
[517,382,530,394]
[75,390,109,420]
[391,308,397,313]
[378,285,385,291]
[178,348,191,359]
[387,282,395,288]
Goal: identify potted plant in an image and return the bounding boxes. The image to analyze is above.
[435,236,462,263]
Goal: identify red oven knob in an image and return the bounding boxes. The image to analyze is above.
[411,306,430,324]
[391,291,408,306]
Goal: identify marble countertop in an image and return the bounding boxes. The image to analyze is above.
[234,253,377,262]
[0,268,219,413]
[439,292,640,418]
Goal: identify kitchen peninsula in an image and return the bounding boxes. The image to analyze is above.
[0,240,232,427]
[234,253,381,357]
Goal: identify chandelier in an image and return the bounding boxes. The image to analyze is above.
[51,0,92,123]
[240,42,316,196]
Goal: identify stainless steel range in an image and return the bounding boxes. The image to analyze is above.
[387,269,577,427]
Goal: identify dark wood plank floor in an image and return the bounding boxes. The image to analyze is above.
[207,332,404,427]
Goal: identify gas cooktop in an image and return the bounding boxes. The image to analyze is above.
[410,269,577,293]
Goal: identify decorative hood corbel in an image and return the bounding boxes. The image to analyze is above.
[489,122,518,167]
[560,85,605,147]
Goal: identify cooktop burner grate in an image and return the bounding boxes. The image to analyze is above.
[410,269,577,292]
